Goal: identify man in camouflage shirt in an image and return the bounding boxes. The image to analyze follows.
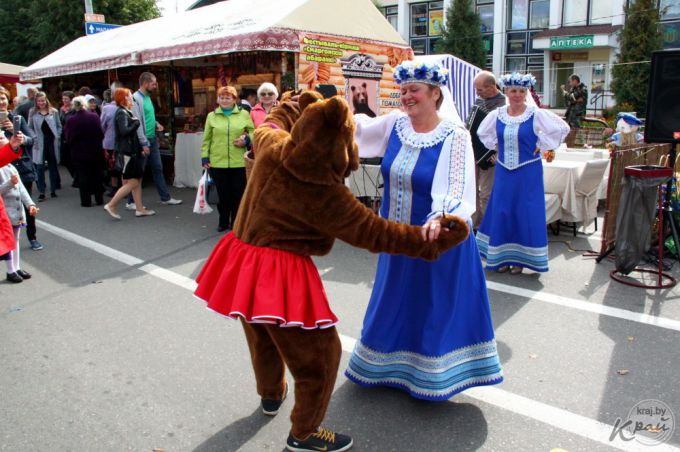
[561,74,588,128]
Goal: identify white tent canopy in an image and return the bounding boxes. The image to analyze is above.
[21,0,407,80]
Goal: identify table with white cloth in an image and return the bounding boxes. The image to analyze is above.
[553,149,610,200]
[173,132,204,188]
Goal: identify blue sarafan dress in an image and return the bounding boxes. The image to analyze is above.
[476,105,570,272]
[345,111,503,401]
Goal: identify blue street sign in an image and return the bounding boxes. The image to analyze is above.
[85,22,121,35]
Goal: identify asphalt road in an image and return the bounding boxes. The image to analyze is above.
[1,179,679,452]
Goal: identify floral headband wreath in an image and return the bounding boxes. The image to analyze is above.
[393,61,450,87]
[499,72,536,89]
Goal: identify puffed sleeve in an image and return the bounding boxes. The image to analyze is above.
[534,109,570,151]
[427,127,476,222]
[354,110,401,158]
[476,108,500,151]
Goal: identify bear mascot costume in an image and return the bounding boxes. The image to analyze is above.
[194,92,469,452]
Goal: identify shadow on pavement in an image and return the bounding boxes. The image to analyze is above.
[192,407,274,452]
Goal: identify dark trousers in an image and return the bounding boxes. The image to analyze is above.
[74,161,104,207]
[241,320,342,439]
[36,143,61,195]
[210,167,246,229]
[23,181,36,241]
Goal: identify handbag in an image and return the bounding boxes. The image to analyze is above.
[112,150,125,174]
[206,171,219,205]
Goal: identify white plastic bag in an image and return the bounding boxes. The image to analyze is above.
[193,171,213,215]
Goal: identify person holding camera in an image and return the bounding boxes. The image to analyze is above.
[104,88,154,219]
[0,86,42,251]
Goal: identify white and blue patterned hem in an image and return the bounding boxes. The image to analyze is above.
[346,339,503,401]
[476,232,549,272]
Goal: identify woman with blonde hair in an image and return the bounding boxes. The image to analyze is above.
[28,92,61,200]
[103,88,154,219]
[201,85,254,232]
[250,82,279,127]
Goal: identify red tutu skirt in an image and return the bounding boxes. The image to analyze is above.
[194,232,338,329]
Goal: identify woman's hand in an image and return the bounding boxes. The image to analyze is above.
[421,218,447,242]
[142,146,150,156]
[234,135,247,148]
[9,131,24,150]
[29,206,38,217]
[10,174,19,186]
[1,118,13,133]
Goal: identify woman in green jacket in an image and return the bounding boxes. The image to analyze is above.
[201,86,255,232]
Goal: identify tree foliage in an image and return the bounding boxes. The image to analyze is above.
[0,0,159,66]
[610,0,663,115]
[435,0,487,69]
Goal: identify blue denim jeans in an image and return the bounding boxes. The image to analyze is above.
[128,137,171,203]
[36,161,61,195]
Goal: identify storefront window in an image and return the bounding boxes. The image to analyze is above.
[590,1,611,24]
[591,63,607,93]
[661,0,680,20]
[661,20,680,48]
[528,31,543,53]
[482,34,494,54]
[411,38,428,55]
[429,38,442,54]
[506,57,527,73]
[530,0,550,28]
[528,66,544,93]
[507,32,527,54]
[478,5,494,32]
[411,3,428,37]
[563,0,588,26]
[509,0,529,29]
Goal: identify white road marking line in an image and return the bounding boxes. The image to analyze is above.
[36,220,680,451]
[486,281,680,333]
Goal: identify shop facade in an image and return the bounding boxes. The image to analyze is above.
[378,0,680,109]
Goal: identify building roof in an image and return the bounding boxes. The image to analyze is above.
[21,0,406,80]
[533,24,622,39]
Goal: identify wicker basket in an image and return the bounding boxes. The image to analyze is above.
[244,150,255,179]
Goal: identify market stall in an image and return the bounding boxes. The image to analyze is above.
[21,0,413,186]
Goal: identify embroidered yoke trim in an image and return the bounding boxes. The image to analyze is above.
[395,115,457,149]
[388,144,421,223]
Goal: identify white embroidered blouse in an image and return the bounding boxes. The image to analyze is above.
[354,111,476,222]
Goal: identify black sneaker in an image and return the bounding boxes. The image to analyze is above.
[6,272,23,283]
[286,427,353,452]
[261,382,288,416]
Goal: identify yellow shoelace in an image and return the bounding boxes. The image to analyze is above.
[312,427,336,443]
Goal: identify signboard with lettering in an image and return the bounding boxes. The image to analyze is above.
[85,22,121,35]
[298,33,412,115]
[84,13,105,23]
[550,35,594,49]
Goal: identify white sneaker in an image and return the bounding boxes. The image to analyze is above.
[125,202,136,211]
[161,198,182,205]
[135,209,156,217]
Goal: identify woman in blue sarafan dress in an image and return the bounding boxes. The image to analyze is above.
[345,61,503,401]
[476,73,570,274]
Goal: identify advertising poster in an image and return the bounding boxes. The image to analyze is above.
[298,32,413,115]
[429,10,443,36]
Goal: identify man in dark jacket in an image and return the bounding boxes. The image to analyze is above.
[14,87,37,122]
[0,86,43,250]
[561,74,588,128]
